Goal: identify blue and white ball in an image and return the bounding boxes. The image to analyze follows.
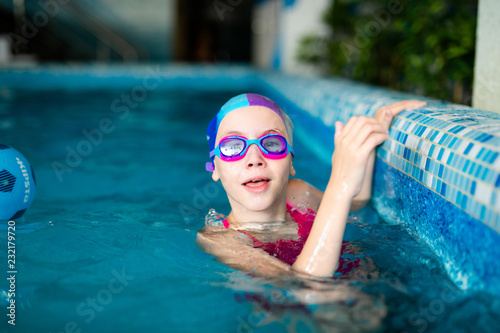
[0,144,36,220]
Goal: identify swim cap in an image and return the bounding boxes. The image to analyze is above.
[206,93,289,172]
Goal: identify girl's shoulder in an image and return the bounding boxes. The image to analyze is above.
[286,178,323,212]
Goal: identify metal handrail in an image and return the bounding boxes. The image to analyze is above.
[10,0,147,61]
[62,1,142,61]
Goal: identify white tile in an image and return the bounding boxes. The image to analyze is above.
[457,127,472,136]
[432,147,441,159]
[421,141,431,156]
[426,174,434,188]
[394,119,406,130]
[433,132,444,144]
[475,182,493,205]
[421,128,432,138]
[442,150,451,163]
[407,135,419,149]
[469,144,481,158]
[457,140,469,154]
[407,122,417,133]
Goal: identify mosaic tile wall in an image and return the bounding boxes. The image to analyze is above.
[260,72,500,294]
[260,72,500,234]
[380,107,500,230]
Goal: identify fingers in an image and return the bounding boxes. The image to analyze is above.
[359,132,389,155]
[341,116,387,147]
[377,100,427,118]
[352,119,388,149]
[375,109,394,131]
[374,100,427,133]
[334,121,344,143]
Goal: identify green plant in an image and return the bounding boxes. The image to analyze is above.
[297,0,477,105]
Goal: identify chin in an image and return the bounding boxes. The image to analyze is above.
[243,191,281,212]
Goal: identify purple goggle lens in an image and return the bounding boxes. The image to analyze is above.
[210,134,293,162]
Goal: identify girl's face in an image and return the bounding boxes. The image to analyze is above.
[212,106,295,215]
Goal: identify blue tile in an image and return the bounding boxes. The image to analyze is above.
[417,140,423,150]
[443,136,453,147]
[481,168,490,182]
[464,142,474,155]
[495,174,500,188]
[484,150,492,163]
[429,145,435,157]
[471,181,476,195]
[426,129,435,140]
[469,162,477,175]
[438,164,444,178]
[475,165,483,178]
[477,148,486,159]
[445,168,452,183]
[447,152,455,165]
[457,156,465,170]
[464,160,470,172]
[448,137,458,149]
[480,205,486,220]
[461,193,468,209]
[475,133,486,141]
[480,134,494,143]
[490,152,499,164]
[438,134,448,145]
[430,131,439,141]
[441,182,447,196]
[413,125,420,135]
[465,131,477,139]
[418,126,427,136]
[452,125,466,133]
[404,147,410,160]
[491,191,497,206]
[437,148,445,161]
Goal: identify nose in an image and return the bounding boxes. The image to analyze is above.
[245,143,266,168]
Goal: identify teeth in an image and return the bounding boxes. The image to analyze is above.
[246,179,267,184]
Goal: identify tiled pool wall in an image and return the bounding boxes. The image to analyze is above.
[259,72,500,296]
[2,65,499,295]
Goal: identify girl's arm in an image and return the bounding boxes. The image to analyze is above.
[289,101,427,213]
[196,226,293,278]
[351,100,427,210]
[292,116,389,277]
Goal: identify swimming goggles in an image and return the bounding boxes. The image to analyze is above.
[210,133,294,162]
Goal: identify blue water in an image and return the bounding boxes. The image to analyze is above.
[0,87,499,332]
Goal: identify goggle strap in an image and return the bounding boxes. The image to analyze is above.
[205,162,215,172]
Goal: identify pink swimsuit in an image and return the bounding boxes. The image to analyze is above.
[222,201,362,276]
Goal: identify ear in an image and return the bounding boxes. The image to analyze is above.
[212,162,220,182]
[289,159,296,177]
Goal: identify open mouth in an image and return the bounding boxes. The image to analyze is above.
[242,178,270,188]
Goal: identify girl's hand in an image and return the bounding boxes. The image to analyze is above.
[374,100,427,131]
[330,116,389,199]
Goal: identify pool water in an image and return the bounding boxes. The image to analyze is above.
[0,87,499,332]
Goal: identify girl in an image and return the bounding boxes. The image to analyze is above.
[197,93,426,278]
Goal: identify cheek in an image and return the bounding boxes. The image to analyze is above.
[270,159,291,182]
[216,160,244,184]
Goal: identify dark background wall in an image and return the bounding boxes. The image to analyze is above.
[0,0,253,63]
